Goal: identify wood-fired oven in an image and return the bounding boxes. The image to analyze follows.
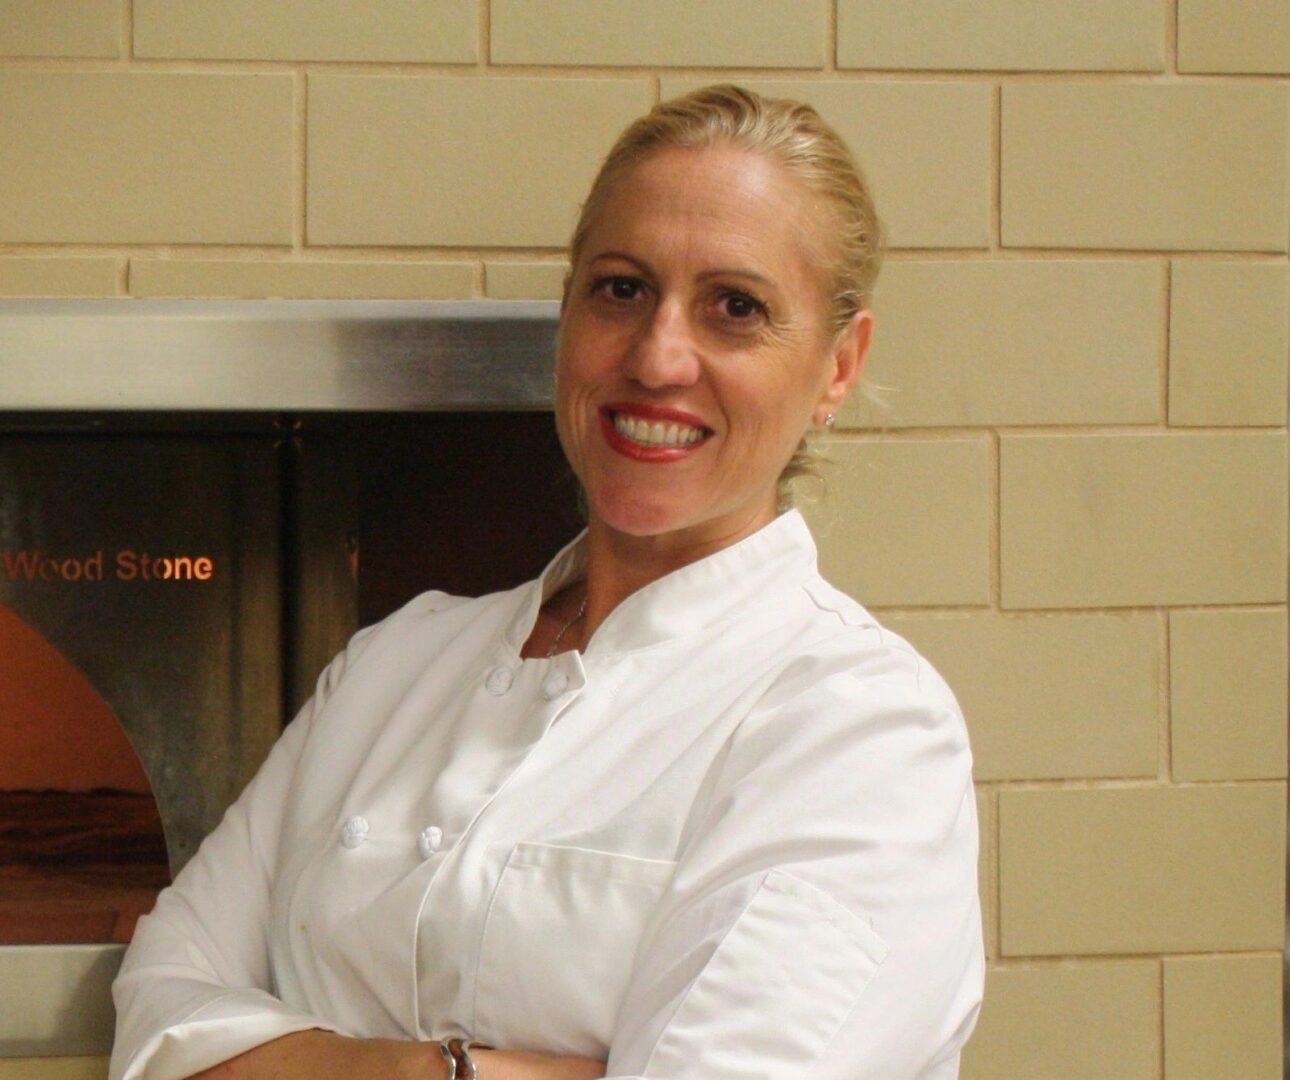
[0,300,579,955]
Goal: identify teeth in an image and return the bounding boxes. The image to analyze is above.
[613,413,705,447]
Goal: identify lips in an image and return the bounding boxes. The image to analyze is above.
[599,404,712,462]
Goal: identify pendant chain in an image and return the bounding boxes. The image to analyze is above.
[545,595,588,658]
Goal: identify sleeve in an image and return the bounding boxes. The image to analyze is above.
[602,652,985,1079]
[108,629,377,1080]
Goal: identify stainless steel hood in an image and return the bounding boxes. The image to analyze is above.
[0,299,561,412]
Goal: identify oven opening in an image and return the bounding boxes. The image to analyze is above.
[0,407,582,944]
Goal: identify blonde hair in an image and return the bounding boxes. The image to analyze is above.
[565,84,884,507]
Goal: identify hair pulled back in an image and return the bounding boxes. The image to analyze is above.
[568,83,884,339]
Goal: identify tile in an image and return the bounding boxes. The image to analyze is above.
[887,613,1158,780]
[484,262,567,300]
[1002,84,1289,252]
[661,78,991,250]
[1000,432,1288,608]
[1170,609,1288,782]
[491,0,824,67]
[0,1060,108,1080]
[0,72,293,245]
[844,260,1160,428]
[806,437,991,607]
[307,75,650,248]
[1178,0,1290,74]
[999,784,1285,954]
[128,259,473,299]
[976,789,997,959]
[1169,261,1288,427]
[838,0,1163,71]
[0,259,118,297]
[0,944,122,1055]
[134,0,476,62]
[0,1,120,57]
[961,963,1158,1079]
[1164,955,1282,1080]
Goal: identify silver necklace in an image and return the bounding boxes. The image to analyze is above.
[545,595,588,658]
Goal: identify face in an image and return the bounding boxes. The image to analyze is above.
[555,142,870,552]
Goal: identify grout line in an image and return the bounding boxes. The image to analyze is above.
[1159,258,1172,426]
[293,68,307,251]
[116,257,129,297]
[2,243,1285,264]
[1159,608,1173,782]
[989,429,1002,608]
[3,55,1290,83]
[988,949,1285,968]
[991,83,1002,252]
[873,601,1288,620]
[986,784,1001,963]
[825,0,838,72]
[1156,956,1166,1080]
[1166,0,1180,76]
[830,423,1286,438]
[976,776,1286,791]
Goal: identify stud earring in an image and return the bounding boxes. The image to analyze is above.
[823,412,836,429]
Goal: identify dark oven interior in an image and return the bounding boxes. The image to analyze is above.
[0,410,581,945]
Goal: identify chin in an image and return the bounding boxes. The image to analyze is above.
[587,488,694,538]
[594,504,683,539]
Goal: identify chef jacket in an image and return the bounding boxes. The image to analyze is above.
[110,510,984,1080]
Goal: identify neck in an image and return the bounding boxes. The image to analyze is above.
[576,507,776,646]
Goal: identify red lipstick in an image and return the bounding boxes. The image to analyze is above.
[598,404,712,463]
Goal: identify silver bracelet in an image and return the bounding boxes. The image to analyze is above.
[446,1037,492,1080]
[437,1040,458,1080]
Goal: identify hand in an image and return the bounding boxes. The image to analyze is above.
[471,1047,607,1080]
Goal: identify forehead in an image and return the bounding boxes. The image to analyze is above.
[583,144,827,279]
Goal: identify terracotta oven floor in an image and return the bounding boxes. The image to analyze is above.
[0,791,171,944]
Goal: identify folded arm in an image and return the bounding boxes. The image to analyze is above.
[600,661,984,1079]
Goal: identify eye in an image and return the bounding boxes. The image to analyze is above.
[590,275,646,303]
[714,288,768,325]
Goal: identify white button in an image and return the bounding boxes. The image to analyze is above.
[340,815,369,849]
[541,671,569,700]
[485,665,514,696]
[417,825,443,859]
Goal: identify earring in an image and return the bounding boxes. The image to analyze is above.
[823,412,836,429]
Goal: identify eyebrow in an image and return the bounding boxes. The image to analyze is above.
[587,252,778,290]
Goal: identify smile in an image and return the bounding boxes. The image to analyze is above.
[599,405,712,462]
[612,414,705,447]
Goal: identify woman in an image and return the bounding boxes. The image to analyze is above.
[111,85,983,1080]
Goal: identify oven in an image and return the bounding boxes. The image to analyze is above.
[0,299,577,1055]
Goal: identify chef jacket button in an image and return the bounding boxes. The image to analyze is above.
[485,665,514,696]
[340,815,369,849]
[417,825,443,860]
[541,671,568,700]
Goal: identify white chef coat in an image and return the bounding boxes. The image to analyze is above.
[110,510,983,1080]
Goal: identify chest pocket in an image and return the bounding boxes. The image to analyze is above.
[472,841,676,1057]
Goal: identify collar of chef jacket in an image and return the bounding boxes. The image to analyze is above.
[503,508,826,658]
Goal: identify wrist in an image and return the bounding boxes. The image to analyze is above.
[377,1038,451,1080]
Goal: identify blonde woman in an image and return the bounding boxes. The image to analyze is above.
[111,85,983,1080]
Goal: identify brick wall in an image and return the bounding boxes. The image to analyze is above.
[0,2,1286,1078]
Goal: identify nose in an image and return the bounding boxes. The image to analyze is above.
[626,299,701,390]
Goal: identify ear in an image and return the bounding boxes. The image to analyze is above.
[813,309,873,426]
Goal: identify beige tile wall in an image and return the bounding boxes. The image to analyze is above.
[0,4,1285,1076]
